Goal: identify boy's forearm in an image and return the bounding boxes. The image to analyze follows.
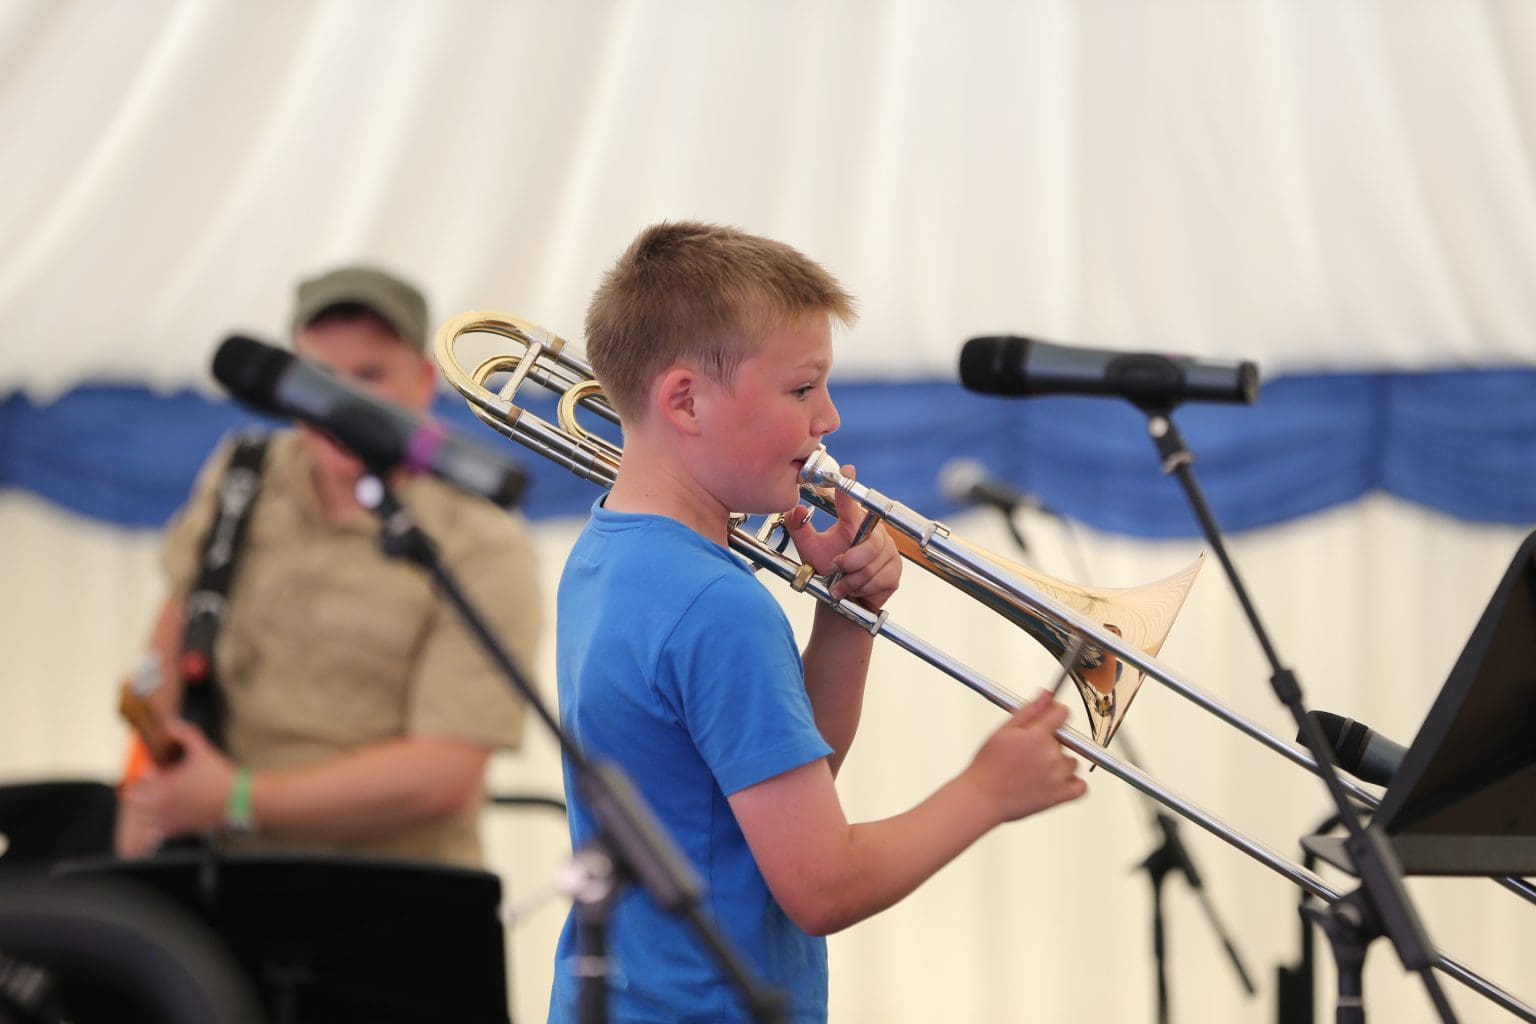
[779,772,1000,936]
[737,694,1083,937]
[801,602,876,773]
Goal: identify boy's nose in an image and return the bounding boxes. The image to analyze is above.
[814,394,841,437]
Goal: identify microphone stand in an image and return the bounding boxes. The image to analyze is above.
[998,505,1034,559]
[1117,734,1256,1024]
[353,472,787,1024]
[979,497,1257,1022]
[1133,402,1455,1024]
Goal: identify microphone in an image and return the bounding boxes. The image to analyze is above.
[1303,710,1408,786]
[959,336,1260,407]
[938,458,1050,515]
[211,335,526,508]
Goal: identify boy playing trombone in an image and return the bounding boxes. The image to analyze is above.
[550,222,1086,1022]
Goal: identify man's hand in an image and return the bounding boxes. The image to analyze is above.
[121,719,236,840]
[784,464,901,610]
[113,797,165,858]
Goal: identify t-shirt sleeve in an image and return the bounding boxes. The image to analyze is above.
[658,573,832,796]
[405,506,541,750]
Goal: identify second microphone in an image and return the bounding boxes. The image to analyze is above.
[212,335,526,509]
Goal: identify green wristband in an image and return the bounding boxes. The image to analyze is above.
[224,769,256,837]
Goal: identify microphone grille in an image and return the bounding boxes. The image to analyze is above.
[938,458,987,503]
[959,335,1032,395]
[1307,710,1345,747]
[1305,710,1368,774]
[212,335,290,405]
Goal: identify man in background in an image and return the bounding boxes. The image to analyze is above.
[116,264,540,869]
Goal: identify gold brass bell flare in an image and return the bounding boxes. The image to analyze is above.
[937,535,1205,746]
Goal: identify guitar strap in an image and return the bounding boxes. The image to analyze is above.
[178,433,270,750]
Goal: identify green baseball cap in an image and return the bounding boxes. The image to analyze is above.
[291,264,430,352]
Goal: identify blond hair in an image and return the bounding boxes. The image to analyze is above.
[585,222,857,419]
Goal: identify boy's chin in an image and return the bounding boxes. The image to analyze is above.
[730,489,800,519]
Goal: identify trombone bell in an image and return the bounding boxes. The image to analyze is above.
[796,445,1204,747]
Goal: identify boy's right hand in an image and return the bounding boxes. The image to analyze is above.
[964,690,1086,823]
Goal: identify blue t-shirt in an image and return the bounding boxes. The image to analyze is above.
[549,500,835,1023]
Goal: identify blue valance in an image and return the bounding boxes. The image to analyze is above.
[3,369,1533,538]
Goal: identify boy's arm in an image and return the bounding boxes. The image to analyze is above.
[727,691,1085,936]
[786,466,901,773]
[799,605,874,775]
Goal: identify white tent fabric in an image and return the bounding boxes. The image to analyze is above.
[3,0,1535,395]
[3,3,1534,1023]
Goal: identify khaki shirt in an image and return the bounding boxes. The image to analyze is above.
[163,430,540,868]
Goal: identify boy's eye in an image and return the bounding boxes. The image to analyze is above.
[792,385,814,400]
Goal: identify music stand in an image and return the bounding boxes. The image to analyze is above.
[55,850,511,1024]
[1306,528,1536,877]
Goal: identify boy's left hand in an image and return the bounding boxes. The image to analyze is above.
[784,464,901,610]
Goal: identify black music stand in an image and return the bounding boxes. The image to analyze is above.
[0,873,265,1024]
[0,780,117,866]
[1305,528,1536,877]
[55,850,511,1024]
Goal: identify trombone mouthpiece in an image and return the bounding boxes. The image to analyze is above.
[797,446,841,489]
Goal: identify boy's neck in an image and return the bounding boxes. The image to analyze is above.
[605,440,732,547]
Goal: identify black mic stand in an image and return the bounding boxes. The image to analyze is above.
[354,472,788,1024]
[997,504,1033,558]
[1133,403,1455,1024]
[1116,734,1256,1024]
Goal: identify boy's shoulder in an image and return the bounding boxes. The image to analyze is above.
[566,507,781,619]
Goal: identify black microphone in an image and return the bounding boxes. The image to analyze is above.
[212,335,526,508]
[1304,710,1408,786]
[938,458,1050,515]
[959,336,1260,407]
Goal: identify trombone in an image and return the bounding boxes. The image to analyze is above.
[435,311,1535,1021]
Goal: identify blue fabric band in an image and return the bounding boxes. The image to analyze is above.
[3,368,1532,537]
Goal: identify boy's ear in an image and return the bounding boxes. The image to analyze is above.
[654,365,704,436]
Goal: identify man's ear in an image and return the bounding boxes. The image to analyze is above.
[654,365,705,436]
[414,354,437,409]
